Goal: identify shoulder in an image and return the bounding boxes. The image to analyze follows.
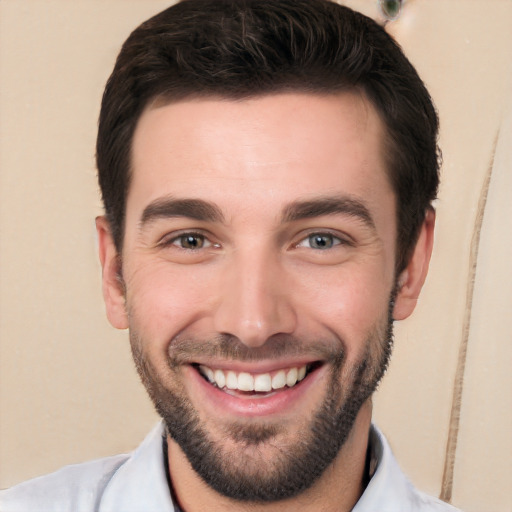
[412,490,462,512]
[0,453,130,512]
[354,425,462,512]
[0,423,171,512]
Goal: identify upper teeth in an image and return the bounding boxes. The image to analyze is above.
[199,365,308,392]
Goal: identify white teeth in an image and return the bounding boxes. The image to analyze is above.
[254,373,272,392]
[286,367,298,387]
[214,369,225,388]
[200,365,214,383]
[237,372,254,391]
[199,364,309,393]
[271,370,286,389]
[226,371,238,390]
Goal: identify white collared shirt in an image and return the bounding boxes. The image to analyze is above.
[0,423,460,511]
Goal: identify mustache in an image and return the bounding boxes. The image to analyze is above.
[166,333,345,366]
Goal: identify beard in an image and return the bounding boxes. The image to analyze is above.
[129,295,395,503]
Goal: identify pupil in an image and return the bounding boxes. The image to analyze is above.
[311,234,332,249]
[183,235,202,248]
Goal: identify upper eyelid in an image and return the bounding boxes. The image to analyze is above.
[155,227,354,248]
[158,229,212,246]
[295,234,345,248]
[294,229,355,245]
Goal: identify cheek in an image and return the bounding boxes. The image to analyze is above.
[293,263,393,343]
[124,259,218,345]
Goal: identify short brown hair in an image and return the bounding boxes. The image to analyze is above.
[97,0,439,272]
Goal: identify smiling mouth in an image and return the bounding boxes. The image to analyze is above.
[195,362,322,395]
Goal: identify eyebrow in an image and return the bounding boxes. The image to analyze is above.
[140,197,225,227]
[281,195,376,230]
[139,194,375,231]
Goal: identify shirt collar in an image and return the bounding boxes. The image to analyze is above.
[98,422,176,512]
[353,424,418,512]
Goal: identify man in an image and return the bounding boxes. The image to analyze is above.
[0,0,461,510]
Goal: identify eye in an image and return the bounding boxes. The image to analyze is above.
[166,232,213,250]
[296,232,344,250]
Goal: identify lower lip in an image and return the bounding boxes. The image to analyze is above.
[184,364,327,418]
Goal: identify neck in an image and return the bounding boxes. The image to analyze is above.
[167,400,373,512]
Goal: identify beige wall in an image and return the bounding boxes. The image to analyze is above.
[0,1,510,510]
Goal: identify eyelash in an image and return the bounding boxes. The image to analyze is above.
[159,230,351,251]
[160,231,218,250]
[294,231,352,250]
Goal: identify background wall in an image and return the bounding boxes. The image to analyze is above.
[0,1,510,510]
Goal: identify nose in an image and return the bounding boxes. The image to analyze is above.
[213,248,297,348]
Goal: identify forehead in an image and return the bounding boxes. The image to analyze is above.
[127,92,393,226]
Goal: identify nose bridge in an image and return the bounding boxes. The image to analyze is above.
[213,242,296,347]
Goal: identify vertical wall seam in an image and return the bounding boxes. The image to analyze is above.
[439,130,500,502]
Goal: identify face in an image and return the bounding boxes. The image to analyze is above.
[98,92,432,502]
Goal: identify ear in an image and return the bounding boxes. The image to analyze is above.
[96,216,129,329]
[393,208,435,321]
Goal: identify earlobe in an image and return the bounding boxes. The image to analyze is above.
[95,216,129,330]
[393,208,435,321]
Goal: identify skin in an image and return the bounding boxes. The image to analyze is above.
[97,92,434,511]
